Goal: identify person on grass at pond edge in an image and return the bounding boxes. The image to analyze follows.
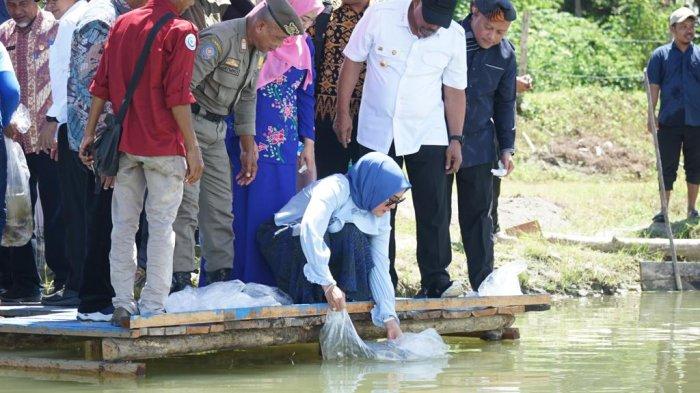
[451,0,517,291]
[258,152,410,340]
[647,6,700,224]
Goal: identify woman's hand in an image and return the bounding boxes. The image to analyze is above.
[323,284,346,311]
[298,138,316,175]
[385,317,402,340]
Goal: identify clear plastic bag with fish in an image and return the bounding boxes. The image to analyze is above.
[165,280,293,313]
[320,310,449,361]
[2,136,32,247]
[478,261,528,296]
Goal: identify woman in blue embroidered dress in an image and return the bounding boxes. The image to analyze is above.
[218,0,324,286]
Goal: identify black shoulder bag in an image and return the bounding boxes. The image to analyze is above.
[93,12,175,178]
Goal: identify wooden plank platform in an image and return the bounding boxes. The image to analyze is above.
[0,309,136,338]
[640,261,700,291]
[0,295,550,364]
[126,294,550,329]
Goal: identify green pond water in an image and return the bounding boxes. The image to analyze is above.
[0,292,698,392]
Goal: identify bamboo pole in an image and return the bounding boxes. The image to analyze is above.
[643,70,682,291]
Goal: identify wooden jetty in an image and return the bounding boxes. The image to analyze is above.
[0,294,550,377]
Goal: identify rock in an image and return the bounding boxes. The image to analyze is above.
[577,289,589,297]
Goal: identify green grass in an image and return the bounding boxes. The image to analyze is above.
[392,87,698,296]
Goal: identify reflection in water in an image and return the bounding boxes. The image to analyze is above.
[319,358,449,393]
[0,292,697,392]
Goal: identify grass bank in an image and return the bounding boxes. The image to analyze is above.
[393,87,698,297]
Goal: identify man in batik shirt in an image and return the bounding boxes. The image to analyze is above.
[309,0,368,179]
[0,0,66,303]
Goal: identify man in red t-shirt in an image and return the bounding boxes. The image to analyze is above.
[80,0,204,325]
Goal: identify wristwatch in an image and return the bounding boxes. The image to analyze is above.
[449,135,464,146]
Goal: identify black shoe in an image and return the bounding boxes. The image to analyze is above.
[206,268,232,285]
[652,212,666,223]
[41,289,80,307]
[170,271,193,293]
[0,288,41,303]
[688,209,699,221]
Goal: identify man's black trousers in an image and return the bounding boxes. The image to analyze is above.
[449,163,494,290]
[359,144,452,295]
[77,173,114,313]
[57,124,88,293]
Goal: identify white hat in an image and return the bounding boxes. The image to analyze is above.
[669,7,697,26]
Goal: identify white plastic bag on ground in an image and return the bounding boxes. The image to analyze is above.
[164,280,293,313]
[477,261,528,296]
[320,310,449,361]
[2,136,32,247]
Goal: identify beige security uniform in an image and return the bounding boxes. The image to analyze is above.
[172,18,265,275]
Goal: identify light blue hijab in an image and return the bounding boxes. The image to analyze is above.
[346,152,411,211]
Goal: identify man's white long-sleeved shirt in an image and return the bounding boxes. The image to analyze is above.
[343,0,467,156]
[47,0,88,125]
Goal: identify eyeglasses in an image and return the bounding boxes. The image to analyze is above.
[384,196,406,208]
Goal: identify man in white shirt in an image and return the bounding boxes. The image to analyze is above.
[43,0,88,306]
[334,0,467,298]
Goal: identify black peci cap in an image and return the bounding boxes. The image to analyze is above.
[474,0,517,21]
[422,0,457,29]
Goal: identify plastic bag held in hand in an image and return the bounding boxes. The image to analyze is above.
[2,136,33,247]
[478,261,528,296]
[11,104,31,134]
[320,310,449,361]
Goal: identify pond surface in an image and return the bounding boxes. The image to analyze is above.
[1,292,698,392]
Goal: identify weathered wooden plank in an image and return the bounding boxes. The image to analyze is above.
[164,326,187,336]
[0,356,145,377]
[640,261,700,291]
[471,308,498,318]
[209,324,225,333]
[185,325,211,335]
[0,306,70,318]
[103,314,515,361]
[496,305,526,315]
[148,327,165,336]
[0,318,135,338]
[127,294,550,329]
[84,340,103,361]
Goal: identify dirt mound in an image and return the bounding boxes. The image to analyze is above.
[540,135,650,176]
[497,196,568,232]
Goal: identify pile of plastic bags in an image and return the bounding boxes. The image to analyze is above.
[320,310,449,361]
[2,105,33,247]
[165,280,293,313]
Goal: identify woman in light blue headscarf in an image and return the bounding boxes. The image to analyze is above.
[258,152,410,340]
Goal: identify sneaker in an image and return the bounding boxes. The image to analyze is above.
[41,289,80,307]
[440,280,466,298]
[170,271,193,294]
[110,306,133,327]
[205,268,232,285]
[77,305,115,322]
[652,211,666,223]
[688,209,699,220]
[0,288,41,303]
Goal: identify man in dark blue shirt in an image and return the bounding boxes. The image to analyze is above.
[450,0,516,290]
[647,7,700,223]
